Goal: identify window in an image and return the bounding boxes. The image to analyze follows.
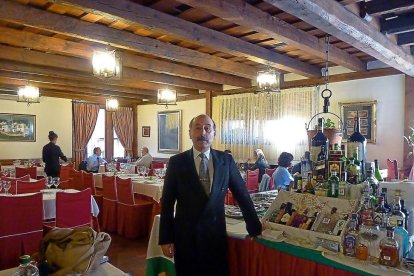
[113,130,125,158]
[87,109,105,157]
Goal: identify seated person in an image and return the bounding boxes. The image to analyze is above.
[87,147,106,173]
[272,152,294,190]
[135,146,153,168]
[249,149,270,183]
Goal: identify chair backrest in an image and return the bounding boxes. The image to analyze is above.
[81,171,96,194]
[265,168,276,177]
[59,179,70,190]
[16,178,47,194]
[246,169,259,193]
[15,167,37,179]
[386,159,399,181]
[116,177,135,205]
[56,188,92,228]
[70,170,83,190]
[59,164,73,181]
[151,161,164,169]
[1,175,31,194]
[0,193,43,269]
[102,175,117,201]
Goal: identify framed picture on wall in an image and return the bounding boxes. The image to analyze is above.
[142,126,150,137]
[158,110,181,153]
[339,101,377,143]
[0,113,36,142]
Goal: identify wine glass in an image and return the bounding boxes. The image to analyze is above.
[137,166,144,177]
[143,167,148,178]
[53,177,60,189]
[154,169,160,179]
[3,181,11,195]
[46,176,53,189]
[0,181,3,193]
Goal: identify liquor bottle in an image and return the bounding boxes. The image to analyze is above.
[364,168,378,197]
[338,181,349,200]
[394,218,410,259]
[400,199,410,232]
[379,227,400,267]
[273,203,287,223]
[311,118,329,178]
[358,197,373,225]
[13,255,39,276]
[328,171,339,198]
[280,202,293,225]
[346,158,360,184]
[347,116,367,178]
[380,188,391,212]
[388,191,405,229]
[374,159,384,182]
[343,213,359,257]
[373,196,388,229]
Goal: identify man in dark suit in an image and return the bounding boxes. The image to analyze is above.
[159,114,261,276]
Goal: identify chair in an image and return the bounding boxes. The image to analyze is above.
[82,171,103,225]
[16,178,47,194]
[15,166,37,179]
[55,188,92,228]
[102,175,117,233]
[59,179,70,190]
[151,161,164,169]
[386,159,399,181]
[69,170,83,190]
[265,168,276,177]
[246,169,259,193]
[59,164,73,181]
[1,175,30,194]
[116,177,153,239]
[0,193,43,269]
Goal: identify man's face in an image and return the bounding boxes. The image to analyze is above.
[141,148,148,156]
[96,149,101,156]
[189,115,215,152]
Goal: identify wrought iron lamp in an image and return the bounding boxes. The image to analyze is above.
[157,88,177,108]
[17,85,40,106]
[92,49,122,79]
[106,98,119,112]
[256,68,281,93]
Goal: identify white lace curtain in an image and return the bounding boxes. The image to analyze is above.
[212,87,319,164]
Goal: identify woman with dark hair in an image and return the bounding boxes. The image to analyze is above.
[272,152,294,190]
[42,131,68,177]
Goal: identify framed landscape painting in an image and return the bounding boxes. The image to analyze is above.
[339,101,376,143]
[0,113,36,142]
[158,110,181,153]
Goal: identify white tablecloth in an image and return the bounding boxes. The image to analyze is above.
[94,173,164,202]
[2,165,44,177]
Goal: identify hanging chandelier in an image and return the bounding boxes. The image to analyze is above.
[92,49,122,79]
[106,98,119,112]
[17,85,40,106]
[256,68,281,93]
[157,88,177,108]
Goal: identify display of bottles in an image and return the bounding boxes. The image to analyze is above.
[328,171,339,198]
[347,116,367,178]
[311,118,329,178]
[379,227,400,267]
[400,199,410,232]
[388,191,405,229]
[338,181,350,200]
[364,169,378,197]
[13,255,39,276]
[374,159,384,182]
[343,213,359,257]
[394,218,410,259]
[373,196,388,229]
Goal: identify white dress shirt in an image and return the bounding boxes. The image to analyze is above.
[192,147,214,192]
[135,153,153,168]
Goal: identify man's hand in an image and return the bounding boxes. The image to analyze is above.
[161,243,175,258]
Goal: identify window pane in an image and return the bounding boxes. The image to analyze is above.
[113,130,125,158]
[87,109,105,157]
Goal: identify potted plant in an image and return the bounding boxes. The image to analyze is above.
[307,118,343,149]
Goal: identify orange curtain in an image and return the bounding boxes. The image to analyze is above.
[112,107,134,157]
[72,102,99,168]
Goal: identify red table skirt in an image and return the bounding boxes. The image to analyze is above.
[227,238,361,276]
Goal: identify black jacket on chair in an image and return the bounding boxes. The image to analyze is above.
[159,149,261,276]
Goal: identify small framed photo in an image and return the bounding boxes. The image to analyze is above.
[360,118,368,126]
[142,126,150,137]
[347,128,354,135]
[347,119,354,127]
[340,101,377,143]
[347,111,357,118]
[358,110,368,118]
[360,127,368,135]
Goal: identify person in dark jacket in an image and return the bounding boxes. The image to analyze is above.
[42,131,67,177]
[159,114,261,276]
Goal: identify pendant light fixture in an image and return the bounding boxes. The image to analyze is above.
[92,49,122,79]
[17,85,40,106]
[256,67,281,93]
[106,98,119,112]
[157,88,177,108]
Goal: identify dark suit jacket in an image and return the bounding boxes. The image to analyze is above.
[42,142,67,177]
[159,148,261,276]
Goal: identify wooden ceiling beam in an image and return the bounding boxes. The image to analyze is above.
[263,0,414,77]
[0,26,250,87]
[176,0,366,72]
[398,31,414,46]
[0,1,257,79]
[53,0,320,77]
[380,12,414,34]
[0,45,199,95]
[365,0,414,17]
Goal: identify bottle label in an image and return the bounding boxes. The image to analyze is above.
[311,146,321,163]
[383,256,391,261]
[344,235,356,255]
[339,188,345,196]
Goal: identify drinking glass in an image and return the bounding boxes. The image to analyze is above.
[0,181,3,193]
[3,181,11,195]
[143,167,148,178]
[53,177,60,189]
[138,166,144,176]
[154,169,160,179]
[46,177,53,189]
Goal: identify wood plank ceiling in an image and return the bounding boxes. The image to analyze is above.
[0,0,412,105]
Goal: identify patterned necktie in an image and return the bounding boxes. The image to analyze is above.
[198,153,210,195]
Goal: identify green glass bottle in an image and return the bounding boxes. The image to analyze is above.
[328,171,339,198]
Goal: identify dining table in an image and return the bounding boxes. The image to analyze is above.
[2,165,45,178]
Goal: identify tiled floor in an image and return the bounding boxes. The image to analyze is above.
[106,234,149,276]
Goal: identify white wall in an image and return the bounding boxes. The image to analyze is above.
[0,96,72,159]
[319,74,405,168]
[137,99,206,158]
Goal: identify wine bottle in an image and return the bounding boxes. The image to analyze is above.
[311,118,329,178]
[347,116,367,177]
[374,159,384,182]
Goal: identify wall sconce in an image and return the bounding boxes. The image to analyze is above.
[157,88,177,108]
[106,98,119,112]
[92,49,122,79]
[17,85,40,106]
[256,68,281,93]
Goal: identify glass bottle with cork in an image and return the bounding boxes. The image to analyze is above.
[347,115,367,179]
[328,170,339,198]
[311,118,329,179]
[343,213,359,257]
